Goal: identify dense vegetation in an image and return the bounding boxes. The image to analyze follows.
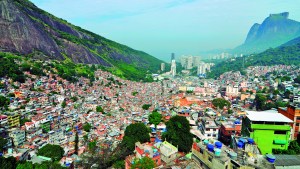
[37,144,64,161]
[0,53,25,83]
[162,116,193,153]
[130,157,156,169]
[148,111,162,128]
[0,157,65,169]
[208,41,300,78]
[212,98,231,109]
[122,123,150,151]
[12,0,163,82]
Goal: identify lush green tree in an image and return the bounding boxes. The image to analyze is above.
[61,100,66,108]
[275,101,288,108]
[88,140,97,154]
[16,161,34,169]
[34,161,66,169]
[148,111,162,128]
[142,104,151,110]
[0,96,10,109]
[254,94,267,110]
[212,98,231,109]
[20,118,31,126]
[0,136,8,151]
[284,90,292,98]
[130,157,155,169]
[281,76,291,82]
[83,123,92,132]
[273,89,280,95]
[70,96,78,102]
[295,76,300,84]
[96,106,104,113]
[162,116,193,153]
[0,156,17,169]
[122,123,150,151]
[113,160,125,169]
[37,144,64,161]
[132,91,138,96]
[75,132,79,155]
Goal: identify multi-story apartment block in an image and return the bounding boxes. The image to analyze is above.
[7,112,20,128]
[48,129,64,145]
[242,110,292,154]
[9,128,25,147]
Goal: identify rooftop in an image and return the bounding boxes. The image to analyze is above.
[246,110,293,123]
[274,154,300,166]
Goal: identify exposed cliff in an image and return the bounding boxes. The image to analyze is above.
[234,12,300,54]
[0,0,163,79]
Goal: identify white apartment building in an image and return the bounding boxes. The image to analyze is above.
[9,129,26,146]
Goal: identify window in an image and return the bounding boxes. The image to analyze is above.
[274,131,286,135]
[200,148,203,154]
[208,156,212,162]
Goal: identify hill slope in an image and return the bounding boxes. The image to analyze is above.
[208,36,300,78]
[0,0,163,80]
[234,12,300,54]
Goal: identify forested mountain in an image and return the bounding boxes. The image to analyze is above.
[208,35,300,78]
[0,0,163,81]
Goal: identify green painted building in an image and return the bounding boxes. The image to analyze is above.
[242,110,293,154]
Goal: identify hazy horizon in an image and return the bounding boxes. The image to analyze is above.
[31,0,300,62]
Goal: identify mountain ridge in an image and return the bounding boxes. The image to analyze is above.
[0,0,163,80]
[233,12,300,54]
[208,35,300,78]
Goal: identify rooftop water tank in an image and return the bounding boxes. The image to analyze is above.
[266,154,276,163]
[247,138,255,144]
[237,141,244,148]
[214,148,221,156]
[207,144,214,152]
[203,139,209,145]
[239,138,247,143]
[229,152,237,160]
[215,141,223,149]
[234,120,241,124]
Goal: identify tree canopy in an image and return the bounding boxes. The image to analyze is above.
[0,137,7,151]
[148,111,162,128]
[122,123,150,151]
[96,106,104,113]
[130,157,155,169]
[162,116,193,153]
[37,144,64,161]
[212,98,231,109]
[254,94,267,110]
[83,123,92,132]
[0,96,10,109]
[142,104,151,110]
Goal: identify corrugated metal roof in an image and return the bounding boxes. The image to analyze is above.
[246,110,293,123]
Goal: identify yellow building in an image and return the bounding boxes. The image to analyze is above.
[7,112,20,128]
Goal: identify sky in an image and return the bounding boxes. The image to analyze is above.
[31,0,300,61]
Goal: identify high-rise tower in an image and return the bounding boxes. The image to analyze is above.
[171,53,175,62]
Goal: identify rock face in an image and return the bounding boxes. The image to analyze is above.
[0,0,162,71]
[234,12,300,54]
